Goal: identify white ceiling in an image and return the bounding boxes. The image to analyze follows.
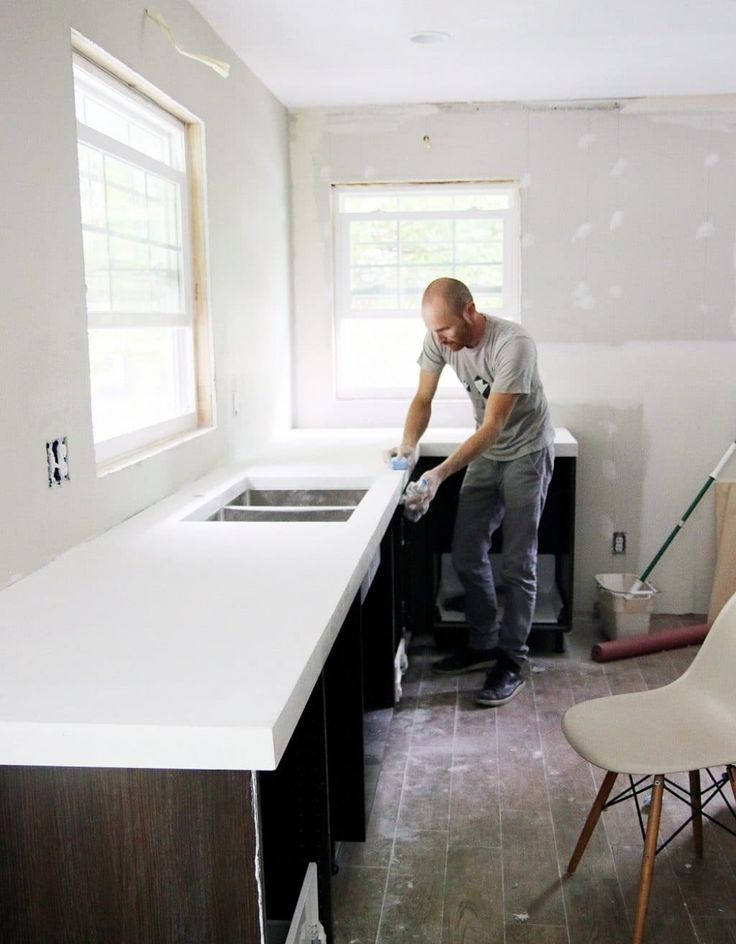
[188,0,736,109]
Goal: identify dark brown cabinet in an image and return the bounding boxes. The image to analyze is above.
[0,515,403,944]
[402,454,576,653]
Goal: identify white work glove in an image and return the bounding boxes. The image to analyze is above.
[383,444,416,471]
[402,469,440,522]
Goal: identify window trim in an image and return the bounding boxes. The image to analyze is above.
[331,179,521,400]
[71,31,215,468]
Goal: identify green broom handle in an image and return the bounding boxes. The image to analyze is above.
[639,439,736,584]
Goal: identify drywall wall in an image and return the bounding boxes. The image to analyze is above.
[0,0,292,587]
[290,103,736,612]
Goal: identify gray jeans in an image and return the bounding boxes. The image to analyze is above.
[451,445,554,665]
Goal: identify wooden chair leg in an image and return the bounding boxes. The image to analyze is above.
[566,770,618,875]
[631,775,664,944]
[689,770,703,857]
[728,765,736,803]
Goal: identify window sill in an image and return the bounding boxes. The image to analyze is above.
[96,425,215,478]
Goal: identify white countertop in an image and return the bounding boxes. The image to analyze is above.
[0,428,576,771]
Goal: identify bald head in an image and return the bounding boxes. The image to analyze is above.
[422,278,474,316]
[421,277,485,352]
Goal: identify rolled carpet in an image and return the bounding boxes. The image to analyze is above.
[591,624,710,663]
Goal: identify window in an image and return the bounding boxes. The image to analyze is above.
[73,49,211,466]
[333,181,520,397]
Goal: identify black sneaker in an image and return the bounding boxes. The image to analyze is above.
[431,646,500,675]
[476,656,525,706]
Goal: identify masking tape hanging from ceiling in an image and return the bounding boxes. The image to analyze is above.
[145,9,230,78]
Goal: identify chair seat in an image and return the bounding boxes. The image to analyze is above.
[562,683,736,775]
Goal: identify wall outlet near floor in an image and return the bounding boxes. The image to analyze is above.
[46,437,70,487]
[612,531,626,554]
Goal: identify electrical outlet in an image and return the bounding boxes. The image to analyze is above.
[46,437,70,487]
[612,531,626,554]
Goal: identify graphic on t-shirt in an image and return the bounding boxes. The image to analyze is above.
[462,376,491,400]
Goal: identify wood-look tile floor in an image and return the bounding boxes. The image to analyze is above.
[332,616,736,944]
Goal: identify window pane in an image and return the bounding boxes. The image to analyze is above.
[342,195,398,213]
[350,266,397,309]
[454,193,511,210]
[150,246,182,312]
[476,293,504,310]
[147,175,180,246]
[351,240,396,266]
[398,194,453,212]
[455,240,503,264]
[456,219,503,242]
[74,62,185,171]
[400,219,452,243]
[400,265,449,292]
[78,144,106,228]
[88,326,195,443]
[82,231,110,310]
[339,318,461,392]
[454,264,503,293]
[85,98,128,143]
[334,182,519,393]
[351,219,397,244]
[399,220,453,271]
[109,236,150,311]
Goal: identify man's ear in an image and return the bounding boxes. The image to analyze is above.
[462,301,476,323]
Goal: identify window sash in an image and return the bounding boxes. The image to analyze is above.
[335,184,519,322]
[332,181,520,398]
[77,124,193,329]
[73,51,200,459]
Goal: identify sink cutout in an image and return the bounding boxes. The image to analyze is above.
[204,487,367,523]
[210,507,354,522]
[228,489,366,508]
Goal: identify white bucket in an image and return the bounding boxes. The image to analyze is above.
[595,573,659,640]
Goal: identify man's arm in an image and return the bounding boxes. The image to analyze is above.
[401,369,441,448]
[386,370,441,466]
[424,392,519,488]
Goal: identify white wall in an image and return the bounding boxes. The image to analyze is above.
[0,0,292,588]
[290,103,736,613]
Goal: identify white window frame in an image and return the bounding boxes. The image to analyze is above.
[332,180,521,399]
[72,35,213,469]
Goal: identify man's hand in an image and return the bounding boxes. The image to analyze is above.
[383,444,417,471]
[402,468,442,522]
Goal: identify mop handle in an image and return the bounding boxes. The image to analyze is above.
[639,439,736,584]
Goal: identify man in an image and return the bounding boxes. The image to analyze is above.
[388,277,554,707]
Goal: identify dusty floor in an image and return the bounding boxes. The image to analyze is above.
[332,615,736,944]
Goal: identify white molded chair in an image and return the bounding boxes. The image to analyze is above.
[562,590,736,944]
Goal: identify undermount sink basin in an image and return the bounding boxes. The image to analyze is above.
[228,488,366,508]
[210,507,354,522]
[204,487,367,523]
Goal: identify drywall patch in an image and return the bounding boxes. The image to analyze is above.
[572,282,595,310]
[609,210,624,231]
[704,153,720,168]
[602,459,617,480]
[696,221,715,240]
[610,157,627,177]
[573,222,592,241]
[578,131,596,149]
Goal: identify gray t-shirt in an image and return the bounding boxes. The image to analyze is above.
[417,315,554,461]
